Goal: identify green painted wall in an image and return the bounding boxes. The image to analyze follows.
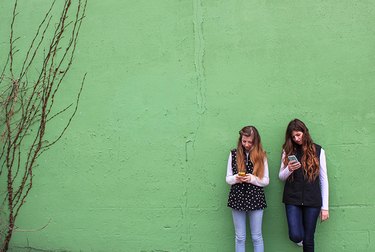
[1,0,375,251]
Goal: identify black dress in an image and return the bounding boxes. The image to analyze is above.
[227,149,267,211]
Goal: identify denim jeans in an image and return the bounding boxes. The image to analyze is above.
[231,209,264,252]
[285,204,321,252]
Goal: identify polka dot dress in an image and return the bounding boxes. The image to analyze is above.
[227,149,267,211]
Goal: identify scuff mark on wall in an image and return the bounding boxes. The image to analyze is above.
[177,2,207,250]
[185,139,193,162]
[193,0,207,115]
[11,246,70,252]
[180,137,192,251]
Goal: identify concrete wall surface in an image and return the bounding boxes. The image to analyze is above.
[1,0,375,251]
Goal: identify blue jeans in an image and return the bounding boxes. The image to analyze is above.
[231,209,264,252]
[285,204,321,252]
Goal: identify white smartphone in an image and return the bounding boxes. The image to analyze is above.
[288,155,299,163]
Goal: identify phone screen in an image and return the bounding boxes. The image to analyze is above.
[288,155,299,162]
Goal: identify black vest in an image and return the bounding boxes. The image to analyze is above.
[227,149,267,211]
[282,144,322,207]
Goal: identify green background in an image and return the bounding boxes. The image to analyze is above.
[1,0,375,251]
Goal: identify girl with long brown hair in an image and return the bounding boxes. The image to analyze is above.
[226,126,269,252]
[279,119,329,252]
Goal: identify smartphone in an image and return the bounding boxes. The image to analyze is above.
[238,171,246,176]
[288,155,299,163]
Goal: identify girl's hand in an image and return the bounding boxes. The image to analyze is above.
[235,175,242,183]
[288,160,301,172]
[240,174,252,183]
[321,210,329,222]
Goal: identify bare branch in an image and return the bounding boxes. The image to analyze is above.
[0,0,87,250]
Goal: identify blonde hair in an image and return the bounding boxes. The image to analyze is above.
[236,126,266,179]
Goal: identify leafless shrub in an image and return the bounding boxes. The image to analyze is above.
[0,0,87,250]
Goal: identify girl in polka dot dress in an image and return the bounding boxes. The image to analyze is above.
[226,126,269,252]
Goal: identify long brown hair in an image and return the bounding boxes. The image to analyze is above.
[237,126,266,179]
[282,119,319,182]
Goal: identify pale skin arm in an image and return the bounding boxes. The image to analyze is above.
[321,210,329,221]
[239,158,269,187]
[279,151,301,179]
[226,153,242,185]
[320,149,329,221]
[226,153,269,186]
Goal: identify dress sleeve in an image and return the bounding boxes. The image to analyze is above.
[249,158,270,187]
[279,151,293,181]
[226,152,237,185]
[319,148,329,210]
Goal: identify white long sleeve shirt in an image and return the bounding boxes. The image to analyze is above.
[278,149,329,210]
[226,152,270,187]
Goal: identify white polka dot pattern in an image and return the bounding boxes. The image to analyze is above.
[227,150,267,211]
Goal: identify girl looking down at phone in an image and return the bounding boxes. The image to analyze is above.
[279,119,329,252]
[226,126,269,252]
